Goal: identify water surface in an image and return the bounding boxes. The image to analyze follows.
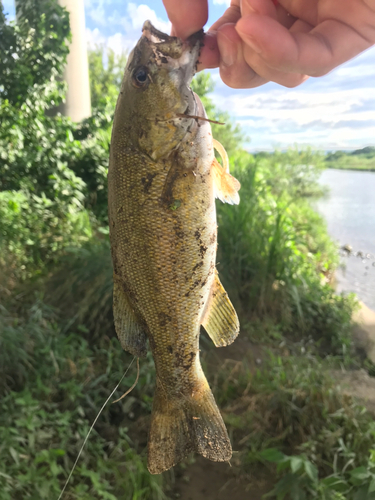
[316,169,375,310]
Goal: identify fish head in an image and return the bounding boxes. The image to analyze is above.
[115,20,203,160]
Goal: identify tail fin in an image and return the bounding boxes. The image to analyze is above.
[147,380,232,474]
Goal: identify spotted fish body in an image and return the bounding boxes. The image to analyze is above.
[108,21,240,474]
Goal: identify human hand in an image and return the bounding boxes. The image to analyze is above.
[163,0,375,89]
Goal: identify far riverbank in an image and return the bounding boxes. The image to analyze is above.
[325,147,375,171]
[327,165,375,172]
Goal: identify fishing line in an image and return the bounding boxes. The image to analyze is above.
[112,358,140,404]
[149,115,225,125]
[57,356,138,500]
[176,113,225,125]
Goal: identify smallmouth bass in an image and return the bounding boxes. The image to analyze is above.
[108,20,240,474]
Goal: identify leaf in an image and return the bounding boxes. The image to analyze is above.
[350,466,371,482]
[50,448,65,457]
[9,447,19,465]
[321,475,348,493]
[290,456,303,474]
[354,485,372,500]
[369,477,375,493]
[259,448,286,463]
[304,460,318,482]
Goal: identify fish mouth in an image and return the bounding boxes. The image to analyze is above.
[142,21,204,126]
[142,20,203,86]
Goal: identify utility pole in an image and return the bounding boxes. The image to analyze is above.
[58,0,91,121]
[15,0,92,121]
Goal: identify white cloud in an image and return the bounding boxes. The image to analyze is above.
[86,3,171,56]
[213,0,231,5]
[214,88,375,125]
[207,45,375,150]
[127,3,170,32]
[85,1,171,32]
[85,0,110,26]
[86,27,107,48]
[210,84,375,150]
[86,27,135,56]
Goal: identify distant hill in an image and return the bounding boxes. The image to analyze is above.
[351,146,375,156]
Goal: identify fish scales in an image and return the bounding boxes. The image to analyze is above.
[111,148,216,386]
[108,20,241,474]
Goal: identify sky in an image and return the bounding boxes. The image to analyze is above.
[3,0,375,151]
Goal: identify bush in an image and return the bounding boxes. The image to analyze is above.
[0,187,92,280]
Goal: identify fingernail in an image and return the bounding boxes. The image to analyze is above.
[217,33,237,67]
[235,27,262,54]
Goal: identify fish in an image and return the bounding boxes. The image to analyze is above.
[108,20,241,475]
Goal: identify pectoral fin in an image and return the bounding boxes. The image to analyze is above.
[113,277,148,357]
[201,272,239,347]
[212,139,240,205]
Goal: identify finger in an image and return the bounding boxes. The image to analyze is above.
[241,0,277,18]
[163,0,208,39]
[216,23,267,88]
[289,18,314,35]
[197,32,220,70]
[241,42,307,87]
[278,0,318,26]
[209,4,241,32]
[236,14,373,77]
[234,18,311,87]
[242,0,296,28]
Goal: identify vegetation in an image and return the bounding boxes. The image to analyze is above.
[88,46,127,110]
[1,2,374,500]
[325,147,375,171]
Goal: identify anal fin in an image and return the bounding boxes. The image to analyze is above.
[113,277,148,357]
[201,271,239,347]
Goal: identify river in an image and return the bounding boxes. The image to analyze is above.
[316,169,375,310]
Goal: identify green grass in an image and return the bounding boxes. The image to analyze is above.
[209,348,375,500]
[0,300,168,500]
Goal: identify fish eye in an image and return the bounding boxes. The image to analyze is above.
[133,67,149,87]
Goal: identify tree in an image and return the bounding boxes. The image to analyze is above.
[0,0,70,106]
[0,1,93,277]
[88,47,128,110]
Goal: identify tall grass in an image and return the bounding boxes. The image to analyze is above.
[0,299,167,500]
[210,354,375,500]
[46,237,114,337]
[215,148,355,358]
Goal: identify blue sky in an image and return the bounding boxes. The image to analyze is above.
[3,0,375,151]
